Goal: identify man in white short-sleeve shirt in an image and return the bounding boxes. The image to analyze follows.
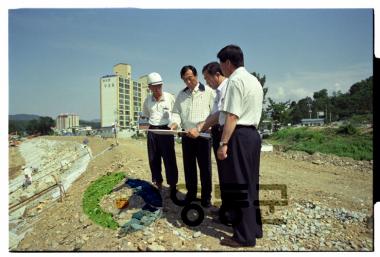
[142,72,179,192]
[217,45,264,248]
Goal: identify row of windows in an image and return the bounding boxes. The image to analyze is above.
[119,94,131,99]
[119,89,131,94]
[103,84,115,88]
[119,106,143,113]
[119,94,141,101]
[119,116,130,121]
[119,99,130,103]
[119,78,130,84]
[115,87,144,96]
[119,121,131,127]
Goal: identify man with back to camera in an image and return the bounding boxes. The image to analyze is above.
[216,45,264,247]
[142,72,178,193]
[169,65,215,208]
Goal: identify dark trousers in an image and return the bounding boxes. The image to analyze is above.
[211,125,223,205]
[147,125,178,187]
[181,136,212,201]
[219,126,263,246]
[211,125,223,180]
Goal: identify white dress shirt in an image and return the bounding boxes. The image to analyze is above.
[143,92,175,126]
[219,67,263,127]
[212,78,228,114]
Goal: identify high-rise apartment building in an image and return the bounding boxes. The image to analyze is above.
[100,63,149,128]
[56,113,80,130]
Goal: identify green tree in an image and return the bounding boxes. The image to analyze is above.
[37,116,55,135]
[329,76,372,121]
[26,117,55,135]
[251,72,268,104]
[348,77,372,114]
[289,97,312,124]
[266,98,292,129]
[312,89,329,121]
[251,71,269,128]
[26,119,39,134]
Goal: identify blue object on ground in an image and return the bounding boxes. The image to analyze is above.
[126,178,162,207]
[118,178,163,235]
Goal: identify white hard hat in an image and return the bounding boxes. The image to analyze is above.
[147,72,163,86]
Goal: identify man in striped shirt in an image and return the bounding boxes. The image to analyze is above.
[169,65,215,207]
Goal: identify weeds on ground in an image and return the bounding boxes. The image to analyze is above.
[82,172,126,229]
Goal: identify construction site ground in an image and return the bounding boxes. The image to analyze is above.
[9,136,373,251]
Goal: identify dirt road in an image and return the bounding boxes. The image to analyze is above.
[11,136,373,251]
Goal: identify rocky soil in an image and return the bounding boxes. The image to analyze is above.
[10,136,373,251]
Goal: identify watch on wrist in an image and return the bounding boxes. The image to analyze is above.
[219,141,228,147]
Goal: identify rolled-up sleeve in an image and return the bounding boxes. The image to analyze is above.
[222,79,243,118]
[169,94,182,128]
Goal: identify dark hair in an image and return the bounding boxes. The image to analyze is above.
[217,44,244,68]
[180,65,197,78]
[202,62,222,76]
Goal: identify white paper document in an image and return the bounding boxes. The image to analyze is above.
[144,129,211,139]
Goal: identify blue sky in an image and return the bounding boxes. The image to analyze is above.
[8,8,373,120]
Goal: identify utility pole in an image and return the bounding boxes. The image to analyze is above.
[307,101,312,119]
[114,110,119,146]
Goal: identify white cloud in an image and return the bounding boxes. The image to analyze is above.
[266,63,372,102]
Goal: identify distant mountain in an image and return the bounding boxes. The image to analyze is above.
[9,114,41,121]
[79,119,101,129]
[90,119,100,122]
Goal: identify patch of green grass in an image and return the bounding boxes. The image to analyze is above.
[269,127,372,160]
[82,172,126,229]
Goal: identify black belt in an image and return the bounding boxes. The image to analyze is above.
[219,124,256,131]
[149,124,169,129]
[211,125,221,134]
[211,124,221,130]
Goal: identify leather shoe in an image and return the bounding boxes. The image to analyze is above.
[201,200,211,208]
[209,208,220,216]
[220,237,242,248]
[184,194,199,203]
[153,181,162,190]
[169,186,176,194]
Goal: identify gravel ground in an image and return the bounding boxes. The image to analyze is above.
[9,136,373,252]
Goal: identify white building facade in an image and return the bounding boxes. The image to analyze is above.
[100,63,149,129]
[56,114,80,130]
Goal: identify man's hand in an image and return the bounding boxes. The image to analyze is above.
[187,128,200,139]
[169,123,178,130]
[196,121,205,133]
[217,145,228,160]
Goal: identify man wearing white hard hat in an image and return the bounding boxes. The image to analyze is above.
[142,72,178,193]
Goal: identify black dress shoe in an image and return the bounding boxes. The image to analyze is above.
[220,237,243,248]
[209,208,220,216]
[201,200,211,208]
[184,195,197,204]
[153,181,162,190]
[169,186,176,194]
